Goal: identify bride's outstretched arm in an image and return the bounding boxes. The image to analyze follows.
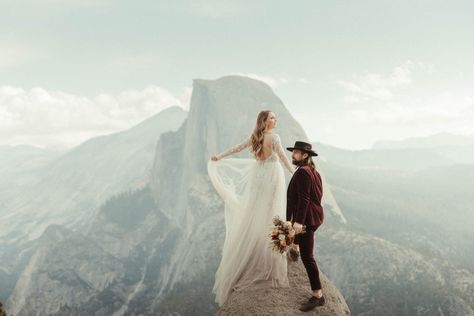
[212,136,251,160]
[273,134,295,174]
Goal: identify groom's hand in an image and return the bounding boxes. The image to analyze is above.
[293,222,303,234]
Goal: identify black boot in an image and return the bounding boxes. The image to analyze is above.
[299,295,325,312]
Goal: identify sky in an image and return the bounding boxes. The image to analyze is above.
[1,0,473,150]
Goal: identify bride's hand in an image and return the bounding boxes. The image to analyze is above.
[211,155,220,161]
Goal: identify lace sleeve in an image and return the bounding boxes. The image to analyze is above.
[216,136,251,159]
[272,134,295,174]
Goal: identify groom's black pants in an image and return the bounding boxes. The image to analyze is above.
[295,227,322,290]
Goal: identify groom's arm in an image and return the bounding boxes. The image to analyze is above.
[294,171,312,225]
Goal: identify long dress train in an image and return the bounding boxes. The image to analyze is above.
[208,133,294,306]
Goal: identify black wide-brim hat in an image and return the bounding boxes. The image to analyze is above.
[286,141,318,156]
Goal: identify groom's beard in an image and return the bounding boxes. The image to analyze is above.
[292,159,306,166]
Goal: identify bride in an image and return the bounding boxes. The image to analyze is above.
[208,110,295,306]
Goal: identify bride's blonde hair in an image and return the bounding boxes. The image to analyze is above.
[250,110,271,158]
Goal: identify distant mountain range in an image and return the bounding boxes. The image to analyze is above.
[373,132,474,150]
[313,135,474,314]
[0,106,186,304]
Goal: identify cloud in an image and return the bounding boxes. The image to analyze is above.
[310,61,473,149]
[335,61,469,128]
[0,85,189,149]
[297,78,310,84]
[337,61,435,103]
[302,94,474,150]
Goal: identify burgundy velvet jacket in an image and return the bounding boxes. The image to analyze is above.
[286,165,324,230]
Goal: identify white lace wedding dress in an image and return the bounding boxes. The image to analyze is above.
[208,133,295,306]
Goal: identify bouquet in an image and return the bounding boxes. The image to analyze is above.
[269,215,306,254]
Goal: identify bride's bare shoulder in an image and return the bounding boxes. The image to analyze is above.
[264,132,279,137]
[263,132,276,142]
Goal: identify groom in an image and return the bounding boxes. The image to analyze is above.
[286,141,325,312]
